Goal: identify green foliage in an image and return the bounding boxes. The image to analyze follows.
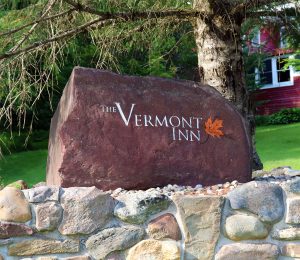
[269,109,300,125]
[0,130,48,155]
[255,115,270,126]
[0,0,38,10]
[148,36,177,77]
[285,52,300,72]
[115,22,197,78]
[242,21,264,91]
[0,177,4,190]
[256,108,300,126]
[243,52,269,91]
[91,0,191,13]
[283,20,300,50]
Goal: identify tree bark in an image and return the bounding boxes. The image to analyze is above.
[193,0,263,170]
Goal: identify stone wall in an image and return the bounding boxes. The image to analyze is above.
[2,176,300,259]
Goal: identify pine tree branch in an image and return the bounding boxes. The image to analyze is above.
[0,7,76,37]
[10,0,58,52]
[0,1,205,61]
[63,0,203,20]
[0,17,113,61]
[1,0,296,61]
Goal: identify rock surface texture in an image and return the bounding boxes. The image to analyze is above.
[8,239,79,256]
[23,186,60,202]
[225,214,268,240]
[36,202,62,231]
[1,179,300,259]
[173,194,224,260]
[58,187,114,235]
[286,198,300,224]
[215,243,280,260]
[46,67,251,190]
[0,187,32,222]
[227,181,284,223]
[272,227,300,240]
[0,222,34,239]
[86,226,145,259]
[127,239,180,260]
[282,243,300,257]
[114,191,170,224]
[284,178,300,193]
[148,213,182,240]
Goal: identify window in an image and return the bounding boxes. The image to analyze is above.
[277,57,291,83]
[251,29,260,46]
[257,56,293,88]
[260,59,273,85]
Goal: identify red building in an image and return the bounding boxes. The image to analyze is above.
[250,26,300,115]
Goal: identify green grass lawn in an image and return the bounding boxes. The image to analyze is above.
[0,123,299,187]
[256,122,300,171]
[0,149,47,187]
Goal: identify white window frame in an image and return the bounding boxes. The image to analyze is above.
[257,55,294,89]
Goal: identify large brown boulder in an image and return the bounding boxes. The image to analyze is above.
[46,67,251,190]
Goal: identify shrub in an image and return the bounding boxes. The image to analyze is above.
[269,108,300,125]
[255,108,300,126]
[255,115,270,126]
[0,130,48,155]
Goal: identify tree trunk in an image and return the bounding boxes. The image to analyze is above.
[193,0,263,170]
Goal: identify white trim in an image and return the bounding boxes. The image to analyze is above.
[258,55,293,89]
[293,68,300,77]
[260,82,294,89]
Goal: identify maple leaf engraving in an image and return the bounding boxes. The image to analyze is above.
[204,117,224,138]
